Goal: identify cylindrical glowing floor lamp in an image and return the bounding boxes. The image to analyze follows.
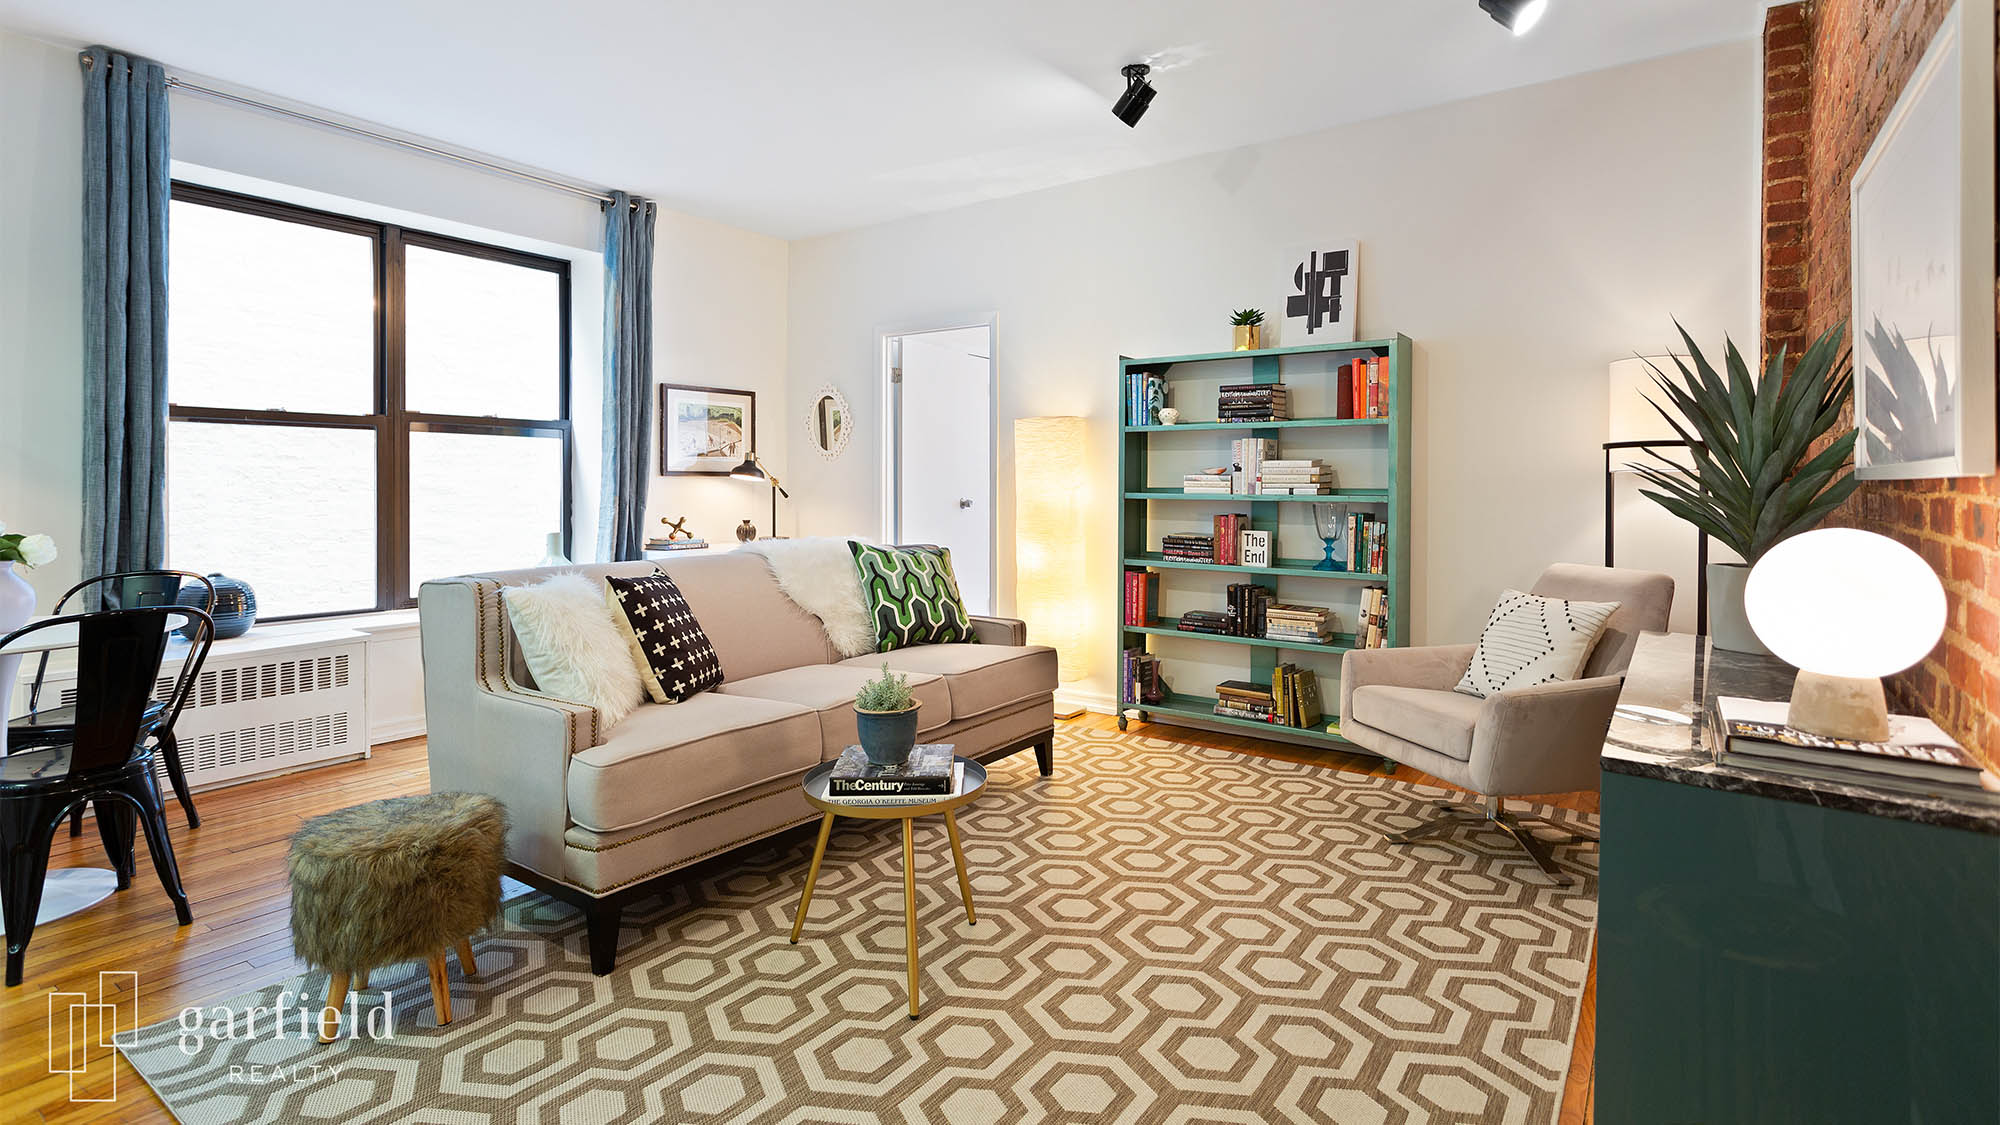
[1015,417,1087,692]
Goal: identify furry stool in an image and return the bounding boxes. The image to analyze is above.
[288,792,506,1042]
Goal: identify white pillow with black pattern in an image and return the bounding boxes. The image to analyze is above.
[1454,589,1621,698]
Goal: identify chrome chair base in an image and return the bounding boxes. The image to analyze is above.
[1384,796,1594,885]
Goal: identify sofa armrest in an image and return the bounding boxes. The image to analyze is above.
[419,578,598,879]
[1339,644,1476,729]
[1466,673,1625,796]
[969,615,1027,646]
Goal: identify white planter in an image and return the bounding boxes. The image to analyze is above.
[0,561,32,635]
[1707,562,1773,655]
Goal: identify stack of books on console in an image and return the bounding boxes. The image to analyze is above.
[645,537,709,551]
[1182,469,1234,495]
[1160,533,1217,561]
[1218,383,1290,421]
[825,745,964,805]
[1257,459,1335,495]
[1713,697,1991,799]
[1264,604,1337,644]
[1214,680,1278,723]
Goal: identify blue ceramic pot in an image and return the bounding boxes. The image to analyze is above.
[176,573,257,639]
[854,704,920,767]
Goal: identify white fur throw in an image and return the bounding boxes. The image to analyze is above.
[502,573,645,729]
[741,537,876,658]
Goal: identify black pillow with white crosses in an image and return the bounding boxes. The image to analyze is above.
[605,571,723,704]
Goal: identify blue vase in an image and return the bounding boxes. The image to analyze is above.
[176,573,257,639]
[854,704,921,766]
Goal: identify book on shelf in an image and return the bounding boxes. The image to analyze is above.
[1224,582,1272,636]
[1230,438,1277,494]
[1357,586,1390,649]
[1343,512,1387,575]
[1214,679,1278,723]
[1123,570,1160,626]
[1259,484,1331,495]
[1712,696,1986,791]
[1336,364,1356,420]
[1240,530,1271,567]
[1128,370,1168,426]
[1121,648,1169,705]
[828,763,969,806]
[828,744,956,796]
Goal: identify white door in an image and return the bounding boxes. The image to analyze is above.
[891,325,994,614]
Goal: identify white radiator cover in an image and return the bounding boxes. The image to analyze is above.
[37,627,372,792]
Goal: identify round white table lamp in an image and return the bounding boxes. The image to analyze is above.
[1744,528,1946,741]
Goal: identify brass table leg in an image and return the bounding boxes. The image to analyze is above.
[902,816,919,1020]
[317,972,350,1043]
[790,813,835,944]
[944,808,976,926]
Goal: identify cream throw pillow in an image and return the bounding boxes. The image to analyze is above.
[1455,589,1621,698]
[503,573,645,728]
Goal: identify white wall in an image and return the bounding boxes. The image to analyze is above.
[0,32,85,606]
[785,42,1762,708]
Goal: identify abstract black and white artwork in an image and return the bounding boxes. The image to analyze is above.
[1283,241,1359,343]
[1850,0,1995,479]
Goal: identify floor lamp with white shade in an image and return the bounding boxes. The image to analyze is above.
[1014,417,1087,717]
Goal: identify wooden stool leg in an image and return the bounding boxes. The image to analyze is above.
[455,938,478,978]
[426,952,453,1027]
[317,973,350,1043]
[356,969,369,991]
[789,812,835,944]
[944,808,976,926]
[902,816,919,1020]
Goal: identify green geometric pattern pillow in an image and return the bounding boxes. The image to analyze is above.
[848,542,977,651]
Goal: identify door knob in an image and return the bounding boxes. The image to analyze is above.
[958,499,974,509]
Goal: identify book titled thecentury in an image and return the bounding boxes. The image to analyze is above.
[829,744,956,796]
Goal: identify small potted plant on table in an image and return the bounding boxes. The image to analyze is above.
[855,664,920,766]
[1231,309,1265,351]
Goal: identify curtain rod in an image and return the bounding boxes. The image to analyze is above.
[78,50,631,207]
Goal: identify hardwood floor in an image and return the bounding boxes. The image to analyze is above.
[0,718,1597,1124]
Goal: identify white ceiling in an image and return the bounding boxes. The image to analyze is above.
[0,0,1763,239]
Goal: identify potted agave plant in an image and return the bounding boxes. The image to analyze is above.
[0,522,58,637]
[1230,308,1265,351]
[1632,322,1857,654]
[854,663,920,766]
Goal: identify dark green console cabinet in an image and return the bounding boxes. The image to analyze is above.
[1598,633,2000,1124]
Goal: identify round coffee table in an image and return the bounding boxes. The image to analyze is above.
[792,754,987,1020]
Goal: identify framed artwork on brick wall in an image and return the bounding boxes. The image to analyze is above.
[1849,0,1996,480]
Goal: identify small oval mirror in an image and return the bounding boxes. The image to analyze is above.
[806,384,852,460]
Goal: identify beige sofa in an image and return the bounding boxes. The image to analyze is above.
[418,553,1057,973]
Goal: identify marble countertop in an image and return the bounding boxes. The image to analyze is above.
[1603,632,2000,836]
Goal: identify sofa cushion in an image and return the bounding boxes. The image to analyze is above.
[848,542,977,651]
[566,693,819,833]
[656,554,844,681]
[604,571,723,703]
[1348,685,1485,762]
[720,664,949,760]
[839,644,1056,721]
[502,573,646,729]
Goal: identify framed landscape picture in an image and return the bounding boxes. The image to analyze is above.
[659,384,755,474]
[1849,0,1996,479]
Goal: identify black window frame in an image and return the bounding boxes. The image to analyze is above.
[166,182,573,620]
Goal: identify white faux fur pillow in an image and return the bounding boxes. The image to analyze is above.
[503,573,645,729]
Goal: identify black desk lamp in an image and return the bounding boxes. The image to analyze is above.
[730,454,788,540]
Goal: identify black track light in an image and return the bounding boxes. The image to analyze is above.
[1480,0,1548,35]
[1111,63,1155,128]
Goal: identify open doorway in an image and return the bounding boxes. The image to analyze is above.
[884,323,994,615]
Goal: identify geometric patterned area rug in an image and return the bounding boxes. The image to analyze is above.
[120,724,1598,1124]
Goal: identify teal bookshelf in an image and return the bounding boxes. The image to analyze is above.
[1117,335,1413,747]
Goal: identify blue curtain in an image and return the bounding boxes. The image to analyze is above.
[598,191,656,561]
[80,45,170,579]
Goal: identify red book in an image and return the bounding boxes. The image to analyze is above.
[1351,359,1368,418]
[1336,364,1356,420]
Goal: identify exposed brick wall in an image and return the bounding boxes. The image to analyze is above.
[1760,1,1999,763]
[1763,3,1813,362]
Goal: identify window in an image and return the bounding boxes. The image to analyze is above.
[166,185,571,619]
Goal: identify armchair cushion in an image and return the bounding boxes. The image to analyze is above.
[1348,686,1484,761]
[1455,589,1620,699]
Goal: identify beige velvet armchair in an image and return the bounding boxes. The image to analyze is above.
[1339,564,1673,883]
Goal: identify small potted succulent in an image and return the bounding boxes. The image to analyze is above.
[854,663,920,766]
[1230,308,1265,351]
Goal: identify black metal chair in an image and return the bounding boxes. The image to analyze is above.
[11,571,213,831]
[1,605,212,986]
